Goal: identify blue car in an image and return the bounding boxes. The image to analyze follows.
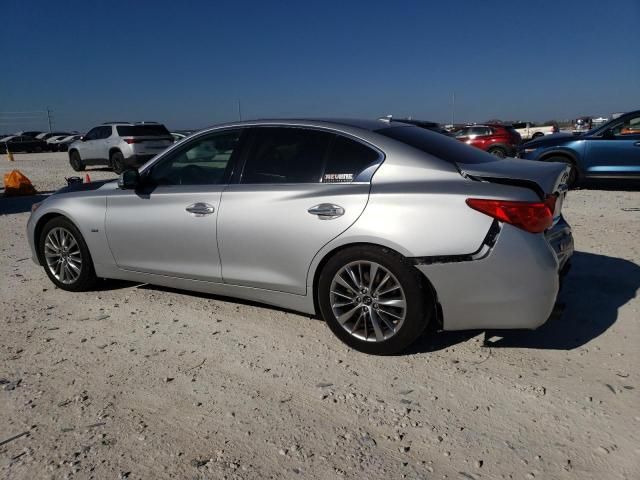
[523,110,640,186]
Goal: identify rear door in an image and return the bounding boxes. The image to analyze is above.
[105,129,244,281]
[217,127,380,294]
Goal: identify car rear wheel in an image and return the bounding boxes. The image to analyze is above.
[110,151,125,174]
[318,246,431,355]
[487,146,507,158]
[69,151,85,171]
[38,217,97,291]
[532,132,544,139]
[544,156,578,187]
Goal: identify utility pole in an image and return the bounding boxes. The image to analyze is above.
[451,92,455,127]
[237,99,242,121]
[46,107,53,132]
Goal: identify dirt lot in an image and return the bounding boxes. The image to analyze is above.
[1,153,639,480]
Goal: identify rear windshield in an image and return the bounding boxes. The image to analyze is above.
[116,125,171,137]
[376,125,495,165]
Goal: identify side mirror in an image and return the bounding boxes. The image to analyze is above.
[118,169,140,189]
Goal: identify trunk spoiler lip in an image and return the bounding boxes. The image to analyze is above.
[457,158,570,199]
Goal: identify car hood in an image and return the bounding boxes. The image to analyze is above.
[54,179,115,195]
[524,132,577,149]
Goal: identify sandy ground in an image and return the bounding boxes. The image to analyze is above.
[1,153,639,480]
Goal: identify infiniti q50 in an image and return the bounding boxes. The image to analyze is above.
[27,119,573,354]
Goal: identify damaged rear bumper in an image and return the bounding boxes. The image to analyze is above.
[415,223,565,331]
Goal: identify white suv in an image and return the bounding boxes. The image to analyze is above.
[68,122,173,173]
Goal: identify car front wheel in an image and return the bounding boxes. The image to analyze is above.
[38,217,97,291]
[318,246,431,355]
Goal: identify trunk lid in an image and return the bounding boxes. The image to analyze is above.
[458,157,570,197]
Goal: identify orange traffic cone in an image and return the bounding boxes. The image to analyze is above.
[85,173,91,183]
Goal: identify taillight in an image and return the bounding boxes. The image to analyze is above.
[466,197,555,233]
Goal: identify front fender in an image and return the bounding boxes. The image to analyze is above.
[28,192,113,275]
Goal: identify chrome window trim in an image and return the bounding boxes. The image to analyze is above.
[142,123,386,185]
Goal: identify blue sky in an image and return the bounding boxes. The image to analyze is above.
[1,0,638,132]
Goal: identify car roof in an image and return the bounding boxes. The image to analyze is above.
[198,118,401,133]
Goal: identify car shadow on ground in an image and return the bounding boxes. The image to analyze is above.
[0,192,55,215]
[410,251,640,354]
[577,178,640,191]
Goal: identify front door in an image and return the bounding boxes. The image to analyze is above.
[584,113,640,177]
[105,129,243,281]
[218,127,381,295]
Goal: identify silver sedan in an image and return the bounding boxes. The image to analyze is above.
[27,119,574,354]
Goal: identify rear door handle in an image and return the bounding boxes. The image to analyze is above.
[308,203,345,220]
[186,203,215,216]
[634,141,640,147]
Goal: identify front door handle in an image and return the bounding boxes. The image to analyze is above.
[634,141,640,147]
[185,203,215,216]
[308,203,345,220]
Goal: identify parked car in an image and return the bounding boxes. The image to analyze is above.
[572,117,592,134]
[28,119,573,355]
[17,131,43,138]
[68,122,173,173]
[171,130,195,142]
[36,132,73,141]
[378,117,450,135]
[56,135,83,152]
[523,110,640,186]
[46,135,71,150]
[512,122,558,140]
[0,135,48,153]
[453,124,522,157]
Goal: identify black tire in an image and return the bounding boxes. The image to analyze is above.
[110,151,125,174]
[34,146,43,153]
[544,155,578,187]
[532,132,544,139]
[318,246,431,355]
[38,216,98,292]
[69,150,85,171]
[487,146,507,158]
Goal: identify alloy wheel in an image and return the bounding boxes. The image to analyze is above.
[329,261,407,342]
[44,227,83,284]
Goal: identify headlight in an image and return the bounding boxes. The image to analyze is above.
[31,202,42,213]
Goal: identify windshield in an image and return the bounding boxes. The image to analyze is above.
[377,125,497,165]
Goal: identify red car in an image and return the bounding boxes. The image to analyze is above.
[453,124,522,158]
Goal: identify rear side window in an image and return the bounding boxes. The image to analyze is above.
[323,136,379,183]
[116,125,171,137]
[377,125,495,165]
[241,128,332,184]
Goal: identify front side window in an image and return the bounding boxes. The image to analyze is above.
[84,128,99,140]
[241,128,332,184]
[614,115,640,136]
[149,130,241,186]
